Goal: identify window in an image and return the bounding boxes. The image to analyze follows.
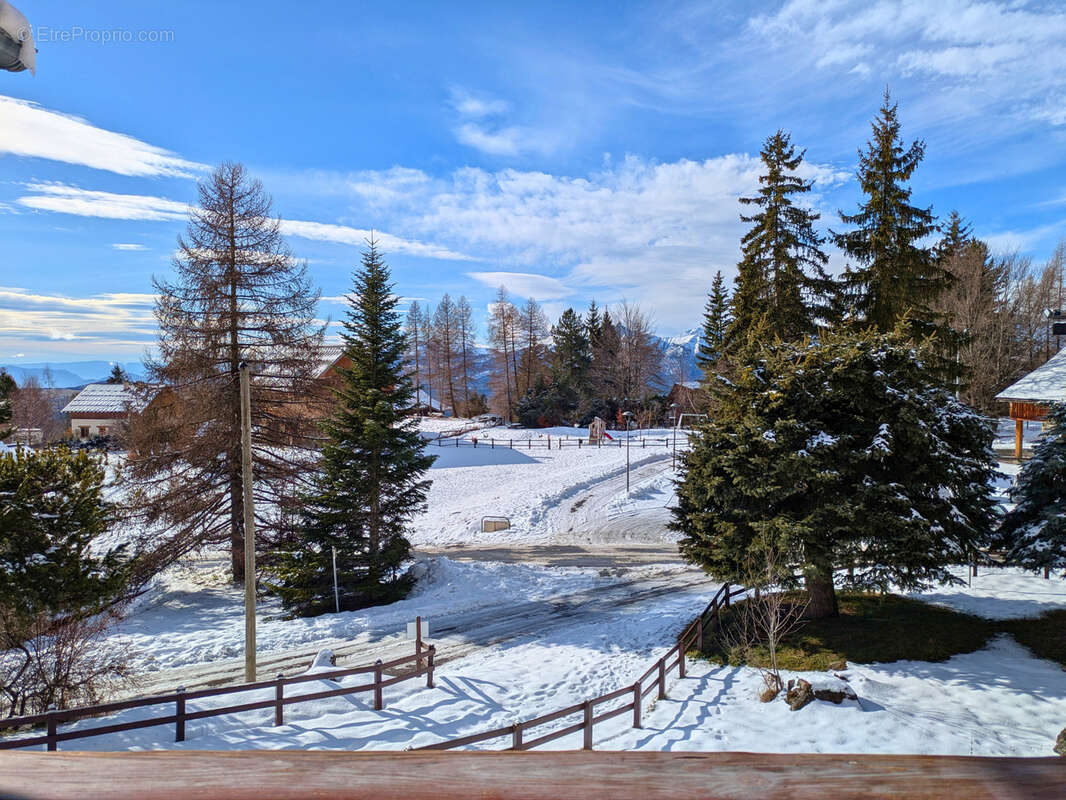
[98,426,108,436]
[79,426,90,439]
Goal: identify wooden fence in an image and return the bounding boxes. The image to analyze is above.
[429,436,678,450]
[418,582,745,751]
[0,642,436,751]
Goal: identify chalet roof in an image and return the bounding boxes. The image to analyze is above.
[61,383,148,416]
[315,344,345,378]
[996,348,1066,404]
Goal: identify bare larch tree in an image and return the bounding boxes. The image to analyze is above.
[126,162,324,583]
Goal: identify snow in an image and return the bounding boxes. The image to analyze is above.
[600,637,1066,757]
[996,348,1066,404]
[908,565,1066,619]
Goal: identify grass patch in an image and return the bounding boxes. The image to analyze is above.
[698,592,1000,671]
[1003,610,1066,667]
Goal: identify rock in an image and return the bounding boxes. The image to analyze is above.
[760,686,780,703]
[827,659,847,672]
[1055,728,1066,757]
[786,678,814,711]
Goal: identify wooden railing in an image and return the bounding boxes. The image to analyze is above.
[430,436,678,450]
[418,582,745,751]
[0,642,436,751]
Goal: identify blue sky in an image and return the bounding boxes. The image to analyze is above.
[1,0,1064,363]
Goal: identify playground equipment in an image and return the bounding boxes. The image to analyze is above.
[589,416,607,444]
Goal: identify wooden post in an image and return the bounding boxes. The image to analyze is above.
[415,616,423,674]
[658,660,666,700]
[274,674,284,727]
[696,618,703,652]
[1045,567,1051,580]
[46,706,57,752]
[175,688,186,743]
[724,583,731,607]
[512,723,523,751]
[1015,417,1023,460]
[426,645,436,689]
[583,700,593,750]
[239,362,257,684]
[632,683,642,729]
[679,643,686,679]
[374,660,383,710]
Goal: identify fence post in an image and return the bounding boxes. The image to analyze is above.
[415,615,423,675]
[658,659,667,700]
[724,583,731,608]
[274,674,284,727]
[696,617,703,652]
[374,659,384,710]
[512,722,523,751]
[583,700,593,750]
[175,687,186,743]
[426,645,435,689]
[632,683,642,729]
[46,706,57,752]
[679,642,686,679]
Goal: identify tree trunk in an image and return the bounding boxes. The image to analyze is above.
[804,565,838,619]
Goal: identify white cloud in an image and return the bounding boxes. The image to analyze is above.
[280,219,472,261]
[112,243,148,251]
[0,288,158,350]
[454,122,528,156]
[17,183,189,221]
[449,87,510,117]
[749,0,1066,126]
[0,95,207,177]
[467,271,573,300]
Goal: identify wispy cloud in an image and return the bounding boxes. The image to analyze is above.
[467,271,573,300]
[279,220,472,261]
[448,87,510,117]
[0,95,207,177]
[448,86,545,157]
[17,183,189,221]
[112,243,149,251]
[0,287,158,349]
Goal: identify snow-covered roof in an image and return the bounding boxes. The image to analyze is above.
[996,349,1066,404]
[315,344,345,378]
[61,383,147,416]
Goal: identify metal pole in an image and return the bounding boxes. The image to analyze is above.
[332,545,340,614]
[239,362,257,683]
[626,424,630,493]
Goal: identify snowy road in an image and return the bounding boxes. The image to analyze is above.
[121,563,709,699]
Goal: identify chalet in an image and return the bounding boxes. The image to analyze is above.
[995,348,1066,458]
[315,344,448,414]
[61,383,146,440]
[667,381,702,415]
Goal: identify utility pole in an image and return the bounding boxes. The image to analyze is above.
[670,402,679,471]
[239,362,257,683]
[623,409,634,494]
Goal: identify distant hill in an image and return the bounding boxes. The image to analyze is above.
[0,361,146,388]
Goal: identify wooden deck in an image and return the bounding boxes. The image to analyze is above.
[0,750,1062,799]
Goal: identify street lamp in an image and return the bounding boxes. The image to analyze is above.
[622,410,634,494]
[0,2,36,74]
[670,402,680,471]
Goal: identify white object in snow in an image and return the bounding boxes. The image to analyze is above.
[0,1,35,74]
[406,619,429,640]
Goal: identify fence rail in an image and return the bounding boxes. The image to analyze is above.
[0,641,437,751]
[429,436,679,450]
[417,582,745,752]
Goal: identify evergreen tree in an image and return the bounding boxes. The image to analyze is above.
[697,271,731,372]
[271,241,435,616]
[934,211,974,264]
[105,364,128,384]
[551,308,592,390]
[727,130,835,346]
[406,301,423,409]
[0,368,14,441]
[0,446,127,617]
[672,326,998,618]
[999,403,1066,575]
[832,92,948,346]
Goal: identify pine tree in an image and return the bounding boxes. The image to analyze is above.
[271,241,435,616]
[0,368,14,441]
[728,130,835,346]
[433,294,459,415]
[934,211,974,264]
[455,296,476,416]
[832,92,948,346]
[0,446,127,617]
[697,271,731,372]
[551,308,591,390]
[517,297,550,397]
[488,287,518,420]
[672,325,998,618]
[1000,403,1066,575]
[105,364,128,384]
